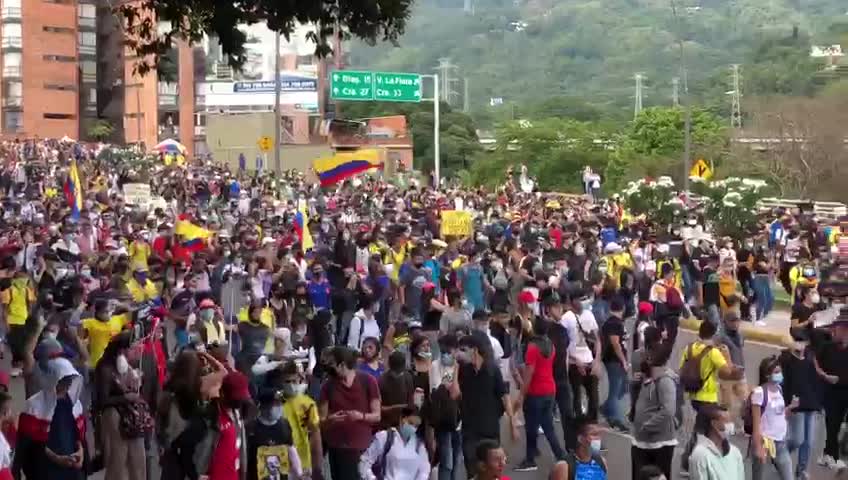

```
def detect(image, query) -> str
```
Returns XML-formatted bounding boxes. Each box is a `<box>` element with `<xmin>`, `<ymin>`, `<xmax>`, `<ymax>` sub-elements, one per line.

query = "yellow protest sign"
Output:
<box><xmin>690</xmin><ymin>159</ymin><xmax>713</xmax><ymax>180</ymax></box>
<box><xmin>441</xmin><ymin>210</ymin><xmax>473</xmax><ymax>237</ymax></box>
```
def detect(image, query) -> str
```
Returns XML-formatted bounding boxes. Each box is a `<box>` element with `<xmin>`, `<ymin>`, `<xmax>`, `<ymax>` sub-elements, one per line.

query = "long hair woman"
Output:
<box><xmin>93</xmin><ymin>332</ymin><xmax>147</xmax><ymax>480</ymax></box>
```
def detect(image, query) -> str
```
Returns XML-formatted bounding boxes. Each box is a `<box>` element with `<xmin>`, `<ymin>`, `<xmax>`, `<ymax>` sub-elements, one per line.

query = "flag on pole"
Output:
<box><xmin>63</xmin><ymin>160</ymin><xmax>83</xmax><ymax>219</ymax></box>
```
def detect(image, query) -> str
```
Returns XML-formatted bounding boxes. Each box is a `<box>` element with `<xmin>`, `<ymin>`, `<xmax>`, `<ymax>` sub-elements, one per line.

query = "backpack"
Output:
<box><xmin>665</xmin><ymin>284</ymin><xmax>684</xmax><ymax>310</ymax></box>
<box><xmin>562</xmin><ymin>451</ymin><xmax>607</xmax><ymax>480</ymax></box>
<box><xmin>680</xmin><ymin>343</ymin><xmax>714</xmax><ymax>393</ymax></box>
<box><xmin>742</xmin><ymin>387</ymin><xmax>770</xmax><ymax>435</ymax></box>
<box><xmin>372</xmin><ymin>429</ymin><xmax>396</xmax><ymax>480</ymax></box>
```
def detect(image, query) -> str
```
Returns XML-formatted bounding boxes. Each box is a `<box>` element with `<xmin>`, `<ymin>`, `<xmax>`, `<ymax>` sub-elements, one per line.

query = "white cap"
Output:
<box><xmin>604</xmin><ymin>242</ymin><xmax>622</xmax><ymax>253</ymax></box>
<box><xmin>656</xmin><ymin>243</ymin><xmax>670</xmax><ymax>254</ymax></box>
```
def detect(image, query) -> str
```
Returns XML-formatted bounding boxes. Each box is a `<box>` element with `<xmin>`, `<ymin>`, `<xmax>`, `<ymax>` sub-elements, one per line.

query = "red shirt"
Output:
<box><xmin>549</xmin><ymin>227</ymin><xmax>563</xmax><ymax>249</ymax></box>
<box><xmin>525</xmin><ymin>342</ymin><xmax>556</xmax><ymax>397</ymax></box>
<box><xmin>207</xmin><ymin>407</ymin><xmax>240</xmax><ymax>480</ymax></box>
<box><xmin>319</xmin><ymin>372</ymin><xmax>380</xmax><ymax>451</ymax></box>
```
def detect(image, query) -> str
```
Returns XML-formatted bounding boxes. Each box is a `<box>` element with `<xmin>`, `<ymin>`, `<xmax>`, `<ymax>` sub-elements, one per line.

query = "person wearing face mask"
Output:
<box><xmin>81</xmin><ymin>299</ymin><xmax>130</xmax><ymax>369</ymax></box>
<box><xmin>358</xmin><ymin>406</ymin><xmax>430</xmax><ymax>480</ymax></box>
<box><xmin>236</xmin><ymin>302</ymin><xmax>273</xmax><ymax>375</ymax></box>
<box><xmin>749</xmin><ymin>357</ymin><xmax>797</xmax><ymax>480</ymax></box>
<box><xmin>790</xmin><ymin>286</ymin><xmax>824</xmax><ymax>341</ymax></box>
<box><xmin>319</xmin><ymin>346</ymin><xmax>381</xmax><ymax>480</ymax></box>
<box><xmin>196</xmin><ymin>299</ymin><xmax>228</xmax><ymax>347</ymax></box>
<box><xmin>246</xmin><ymin>389</ymin><xmax>303</xmax><ymax>480</ymax></box>
<box><xmin>274</xmin><ymin>362</ymin><xmax>323</xmax><ymax>479</ymax></box>
<box><xmin>549</xmin><ymin>416</ymin><xmax>607</xmax><ymax>480</ymax></box>
<box><xmin>561</xmin><ymin>292</ymin><xmax>601</xmax><ymax>422</ymax></box>
<box><xmin>688</xmin><ymin>405</ymin><xmax>745</xmax><ymax>480</ymax></box>
<box><xmin>778</xmin><ymin>328</ymin><xmax>822</xmax><ymax>480</ymax></box>
<box><xmin>347</xmin><ymin>297</ymin><xmax>381</xmax><ymax>352</ymax></box>
<box><xmin>631</xmin><ymin>343</ymin><xmax>678</xmax><ymax>480</ymax></box>
<box><xmin>126</xmin><ymin>264</ymin><xmax>159</xmax><ymax>303</ymax></box>
<box><xmin>815</xmin><ymin>316</ymin><xmax>848</xmax><ymax>470</ymax></box>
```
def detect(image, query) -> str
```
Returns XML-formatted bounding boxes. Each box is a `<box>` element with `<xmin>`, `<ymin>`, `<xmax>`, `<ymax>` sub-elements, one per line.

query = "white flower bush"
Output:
<box><xmin>622</xmin><ymin>176</ymin><xmax>683</xmax><ymax>226</ymax></box>
<box><xmin>692</xmin><ymin>177</ymin><xmax>768</xmax><ymax>239</ymax></box>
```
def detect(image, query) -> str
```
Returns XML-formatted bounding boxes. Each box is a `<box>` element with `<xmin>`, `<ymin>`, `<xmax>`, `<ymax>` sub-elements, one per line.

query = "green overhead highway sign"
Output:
<box><xmin>330</xmin><ymin>71</ymin><xmax>373</xmax><ymax>101</ymax></box>
<box><xmin>330</xmin><ymin>70</ymin><xmax>422</xmax><ymax>103</ymax></box>
<box><xmin>374</xmin><ymin>72</ymin><xmax>422</xmax><ymax>102</ymax></box>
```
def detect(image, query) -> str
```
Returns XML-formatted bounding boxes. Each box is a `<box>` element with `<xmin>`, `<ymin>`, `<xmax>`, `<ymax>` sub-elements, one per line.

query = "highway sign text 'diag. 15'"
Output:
<box><xmin>330</xmin><ymin>71</ymin><xmax>374</xmax><ymax>101</ymax></box>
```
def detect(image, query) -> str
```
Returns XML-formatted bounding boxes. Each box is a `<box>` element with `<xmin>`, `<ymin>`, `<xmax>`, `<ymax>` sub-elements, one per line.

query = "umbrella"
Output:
<box><xmin>153</xmin><ymin>139</ymin><xmax>187</xmax><ymax>154</ymax></box>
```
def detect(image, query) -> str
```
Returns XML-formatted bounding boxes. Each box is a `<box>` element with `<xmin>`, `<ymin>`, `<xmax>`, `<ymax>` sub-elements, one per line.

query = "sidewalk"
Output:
<box><xmin>680</xmin><ymin>308</ymin><xmax>795</xmax><ymax>346</ymax></box>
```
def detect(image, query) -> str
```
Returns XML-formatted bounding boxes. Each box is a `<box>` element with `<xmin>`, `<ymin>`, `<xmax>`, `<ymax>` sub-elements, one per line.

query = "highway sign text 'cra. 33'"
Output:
<box><xmin>331</xmin><ymin>71</ymin><xmax>421</xmax><ymax>103</ymax></box>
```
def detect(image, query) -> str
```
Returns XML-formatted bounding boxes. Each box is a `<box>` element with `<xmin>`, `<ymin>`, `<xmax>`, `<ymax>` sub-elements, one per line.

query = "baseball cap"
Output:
<box><xmin>221</xmin><ymin>371</ymin><xmax>252</xmax><ymax>403</ymax></box>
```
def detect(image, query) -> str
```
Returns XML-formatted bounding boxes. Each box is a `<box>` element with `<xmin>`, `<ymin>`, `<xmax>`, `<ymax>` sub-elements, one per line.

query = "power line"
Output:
<box><xmin>435</xmin><ymin>58</ymin><xmax>461</xmax><ymax>106</ymax></box>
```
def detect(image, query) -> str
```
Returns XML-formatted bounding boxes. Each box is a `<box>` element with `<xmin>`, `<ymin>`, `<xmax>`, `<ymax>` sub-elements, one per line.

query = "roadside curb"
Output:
<box><xmin>679</xmin><ymin>318</ymin><xmax>790</xmax><ymax>347</ymax></box>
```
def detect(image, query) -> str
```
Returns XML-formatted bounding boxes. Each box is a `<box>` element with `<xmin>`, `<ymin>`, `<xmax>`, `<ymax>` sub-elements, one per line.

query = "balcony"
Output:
<box><xmin>0</xmin><ymin>36</ymin><xmax>22</xmax><ymax>49</ymax></box>
<box><xmin>194</xmin><ymin>125</ymin><xmax>206</xmax><ymax>136</ymax></box>
<box><xmin>2</xmin><ymin>96</ymin><xmax>23</xmax><ymax>109</ymax></box>
<box><xmin>2</xmin><ymin>65</ymin><xmax>21</xmax><ymax>78</ymax></box>
<box><xmin>1</xmin><ymin>7</ymin><xmax>21</xmax><ymax>21</ymax></box>
<box><xmin>79</xmin><ymin>44</ymin><xmax>96</xmax><ymax>56</ymax></box>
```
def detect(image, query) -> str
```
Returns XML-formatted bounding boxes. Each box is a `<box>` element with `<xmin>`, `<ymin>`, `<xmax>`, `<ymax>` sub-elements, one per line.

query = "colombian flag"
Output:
<box><xmin>312</xmin><ymin>149</ymin><xmax>383</xmax><ymax>187</ymax></box>
<box><xmin>175</xmin><ymin>220</ymin><xmax>211</xmax><ymax>251</ymax></box>
<box><xmin>63</xmin><ymin>160</ymin><xmax>83</xmax><ymax>219</ymax></box>
<box><xmin>293</xmin><ymin>204</ymin><xmax>314</xmax><ymax>251</ymax></box>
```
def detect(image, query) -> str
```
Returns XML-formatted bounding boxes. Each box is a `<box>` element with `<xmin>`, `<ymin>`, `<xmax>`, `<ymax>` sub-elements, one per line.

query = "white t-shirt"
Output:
<box><xmin>750</xmin><ymin>385</ymin><xmax>787</xmax><ymax>441</ymax></box>
<box><xmin>560</xmin><ymin>310</ymin><xmax>598</xmax><ymax>365</ymax></box>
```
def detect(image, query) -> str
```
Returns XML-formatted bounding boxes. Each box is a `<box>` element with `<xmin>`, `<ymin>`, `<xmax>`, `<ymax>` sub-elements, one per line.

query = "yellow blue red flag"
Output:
<box><xmin>63</xmin><ymin>160</ymin><xmax>83</xmax><ymax>219</ymax></box>
<box><xmin>312</xmin><ymin>149</ymin><xmax>383</xmax><ymax>186</ymax></box>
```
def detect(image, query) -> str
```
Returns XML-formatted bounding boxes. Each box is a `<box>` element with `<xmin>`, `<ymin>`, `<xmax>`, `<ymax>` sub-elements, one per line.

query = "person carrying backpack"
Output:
<box><xmin>748</xmin><ymin>356</ymin><xmax>798</xmax><ymax>480</ymax></box>
<box><xmin>678</xmin><ymin>321</ymin><xmax>744</xmax><ymax>475</ymax></box>
<box><xmin>357</xmin><ymin>406</ymin><xmax>430</xmax><ymax>480</ymax></box>
<box><xmin>631</xmin><ymin>343</ymin><xmax>681</xmax><ymax>480</ymax></box>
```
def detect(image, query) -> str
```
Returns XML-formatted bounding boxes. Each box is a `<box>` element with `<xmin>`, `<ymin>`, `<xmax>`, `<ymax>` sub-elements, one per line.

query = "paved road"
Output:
<box><xmin>500</xmin><ymin>328</ymin><xmax>833</xmax><ymax>480</ymax></box>
<box><xmin>4</xmin><ymin>324</ymin><xmax>832</xmax><ymax>480</ymax></box>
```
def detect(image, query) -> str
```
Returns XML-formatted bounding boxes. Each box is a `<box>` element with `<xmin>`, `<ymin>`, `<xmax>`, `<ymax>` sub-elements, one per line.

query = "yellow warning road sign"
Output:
<box><xmin>690</xmin><ymin>159</ymin><xmax>713</xmax><ymax>180</ymax></box>
<box><xmin>258</xmin><ymin>136</ymin><xmax>273</xmax><ymax>152</ymax></box>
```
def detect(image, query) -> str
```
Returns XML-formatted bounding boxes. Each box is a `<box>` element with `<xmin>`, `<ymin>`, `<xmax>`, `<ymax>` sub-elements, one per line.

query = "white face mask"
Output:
<box><xmin>44</xmin><ymin>331</ymin><xmax>58</xmax><ymax>341</ymax></box>
<box><xmin>116</xmin><ymin>354</ymin><xmax>130</xmax><ymax>375</ymax></box>
<box><xmin>810</xmin><ymin>293</ymin><xmax>821</xmax><ymax>304</ymax></box>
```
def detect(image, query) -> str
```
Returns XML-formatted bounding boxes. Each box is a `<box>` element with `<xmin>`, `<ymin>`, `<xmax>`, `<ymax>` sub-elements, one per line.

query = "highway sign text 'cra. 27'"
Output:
<box><xmin>331</xmin><ymin>71</ymin><xmax>422</xmax><ymax>103</ymax></box>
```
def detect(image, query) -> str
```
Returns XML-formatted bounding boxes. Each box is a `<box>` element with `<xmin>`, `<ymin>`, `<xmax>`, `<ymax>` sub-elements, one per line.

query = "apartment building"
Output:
<box><xmin>0</xmin><ymin>0</ymin><xmax>98</xmax><ymax>139</ymax></box>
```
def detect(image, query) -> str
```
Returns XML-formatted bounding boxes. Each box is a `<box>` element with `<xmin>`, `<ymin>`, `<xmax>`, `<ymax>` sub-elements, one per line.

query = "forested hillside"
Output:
<box><xmin>347</xmin><ymin>0</ymin><xmax>848</xmax><ymax>123</ymax></box>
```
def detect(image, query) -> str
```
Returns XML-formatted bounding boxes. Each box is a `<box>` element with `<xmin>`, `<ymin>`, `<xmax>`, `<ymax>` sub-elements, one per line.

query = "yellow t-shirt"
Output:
<box><xmin>283</xmin><ymin>394</ymin><xmax>320</xmax><ymax>468</ymax></box>
<box><xmin>238</xmin><ymin>307</ymin><xmax>276</xmax><ymax>353</ymax></box>
<box><xmin>129</xmin><ymin>241</ymin><xmax>151</xmax><ymax>268</ymax></box>
<box><xmin>0</xmin><ymin>277</ymin><xmax>35</xmax><ymax>326</ymax></box>
<box><xmin>679</xmin><ymin>341</ymin><xmax>727</xmax><ymax>403</ymax></box>
<box><xmin>83</xmin><ymin>313</ymin><xmax>130</xmax><ymax>367</ymax></box>
<box><xmin>127</xmin><ymin>278</ymin><xmax>159</xmax><ymax>303</ymax></box>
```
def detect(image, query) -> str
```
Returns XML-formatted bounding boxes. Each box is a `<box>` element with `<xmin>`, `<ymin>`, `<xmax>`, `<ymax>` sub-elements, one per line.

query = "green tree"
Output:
<box><xmin>120</xmin><ymin>0</ymin><xmax>414</xmax><ymax>74</ymax></box>
<box><xmin>625</xmin><ymin>107</ymin><xmax>726</xmax><ymax>158</ymax></box>
<box><xmin>468</xmin><ymin>118</ymin><xmax>611</xmax><ymax>191</ymax></box>
<box><xmin>87</xmin><ymin>119</ymin><xmax>115</xmax><ymax>142</ymax></box>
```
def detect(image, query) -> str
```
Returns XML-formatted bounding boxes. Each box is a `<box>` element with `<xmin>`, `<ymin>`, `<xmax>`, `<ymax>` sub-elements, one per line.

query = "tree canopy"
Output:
<box><xmin>120</xmin><ymin>0</ymin><xmax>414</xmax><ymax>74</ymax></box>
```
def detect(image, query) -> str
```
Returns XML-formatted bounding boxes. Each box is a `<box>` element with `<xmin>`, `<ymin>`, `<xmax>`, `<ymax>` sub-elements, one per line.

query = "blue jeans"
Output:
<box><xmin>436</xmin><ymin>429</ymin><xmax>462</xmax><ymax>480</ymax></box>
<box><xmin>601</xmin><ymin>362</ymin><xmax>627</xmax><ymax>425</ymax></box>
<box><xmin>752</xmin><ymin>275</ymin><xmax>774</xmax><ymax>321</ymax></box>
<box><xmin>751</xmin><ymin>439</ymin><xmax>794</xmax><ymax>480</ymax></box>
<box><xmin>592</xmin><ymin>299</ymin><xmax>610</xmax><ymax>327</ymax></box>
<box><xmin>682</xmin><ymin>265</ymin><xmax>695</xmax><ymax>302</ymax></box>
<box><xmin>787</xmin><ymin>411</ymin><xmax>818</xmax><ymax>477</ymax></box>
<box><xmin>523</xmin><ymin>395</ymin><xmax>566</xmax><ymax>462</ymax></box>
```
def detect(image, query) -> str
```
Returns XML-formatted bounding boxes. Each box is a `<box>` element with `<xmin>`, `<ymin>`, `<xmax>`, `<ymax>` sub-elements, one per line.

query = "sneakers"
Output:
<box><xmin>818</xmin><ymin>455</ymin><xmax>843</xmax><ymax>470</ymax></box>
<box><xmin>836</xmin><ymin>459</ymin><xmax>848</xmax><ymax>470</ymax></box>
<box><xmin>537</xmin><ymin>426</ymin><xmax>544</xmax><ymax>435</ymax></box>
<box><xmin>514</xmin><ymin>460</ymin><xmax>539</xmax><ymax>472</ymax></box>
<box><xmin>8</xmin><ymin>367</ymin><xmax>21</xmax><ymax>378</ymax></box>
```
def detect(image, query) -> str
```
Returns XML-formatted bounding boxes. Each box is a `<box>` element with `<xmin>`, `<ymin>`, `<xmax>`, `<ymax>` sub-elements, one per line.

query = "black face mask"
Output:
<box><xmin>414</xmin><ymin>262</ymin><xmax>424</xmax><ymax>268</ymax></box>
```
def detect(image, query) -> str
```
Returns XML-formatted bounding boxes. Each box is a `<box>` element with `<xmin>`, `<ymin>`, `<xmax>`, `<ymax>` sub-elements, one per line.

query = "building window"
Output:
<box><xmin>43</xmin><ymin>113</ymin><xmax>75</xmax><ymax>119</ymax></box>
<box><xmin>2</xmin><ymin>52</ymin><xmax>21</xmax><ymax>77</ymax></box>
<box><xmin>44</xmin><ymin>83</ymin><xmax>76</xmax><ymax>91</ymax></box>
<box><xmin>3</xmin><ymin>111</ymin><xmax>22</xmax><ymax>132</ymax></box>
<box><xmin>44</xmin><ymin>26</ymin><xmax>74</xmax><ymax>34</ymax></box>
<box><xmin>81</xmin><ymin>60</ymin><xmax>96</xmax><ymax>81</ymax></box>
<box><xmin>78</xmin><ymin>31</ymin><xmax>96</xmax><ymax>46</ymax></box>
<box><xmin>43</xmin><ymin>55</ymin><xmax>76</xmax><ymax>62</ymax></box>
<box><xmin>1</xmin><ymin>23</ymin><xmax>22</xmax><ymax>49</ymax></box>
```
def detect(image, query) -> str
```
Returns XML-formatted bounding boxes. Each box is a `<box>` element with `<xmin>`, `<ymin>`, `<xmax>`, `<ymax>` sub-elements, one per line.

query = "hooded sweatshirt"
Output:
<box><xmin>14</xmin><ymin>357</ymin><xmax>85</xmax><ymax>480</ymax></box>
<box><xmin>689</xmin><ymin>434</ymin><xmax>745</xmax><ymax>480</ymax></box>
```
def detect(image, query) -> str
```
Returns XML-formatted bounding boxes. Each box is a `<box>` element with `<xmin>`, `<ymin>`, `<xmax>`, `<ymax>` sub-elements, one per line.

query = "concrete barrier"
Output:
<box><xmin>679</xmin><ymin>317</ymin><xmax>790</xmax><ymax>347</ymax></box>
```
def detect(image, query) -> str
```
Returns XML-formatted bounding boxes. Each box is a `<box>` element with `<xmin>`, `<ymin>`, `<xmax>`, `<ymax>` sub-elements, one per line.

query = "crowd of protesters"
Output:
<box><xmin>0</xmin><ymin>137</ymin><xmax>844</xmax><ymax>480</ymax></box>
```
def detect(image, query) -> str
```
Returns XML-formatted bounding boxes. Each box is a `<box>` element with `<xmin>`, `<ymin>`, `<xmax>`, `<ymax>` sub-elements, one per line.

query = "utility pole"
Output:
<box><xmin>672</xmin><ymin>77</ymin><xmax>680</xmax><ymax>107</ymax></box>
<box><xmin>463</xmin><ymin>77</ymin><xmax>469</xmax><ymax>113</ymax></box>
<box><xmin>730</xmin><ymin>64</ymin><xmax>742</xmax><ymax>129</ymax></box>
<box><xmin>634</xmin><ymin>73</ymin><xmax>644</xmax><ymax>119</ymax></box>
<box><xmin>435</xmin><ymin>58</ymin><xmax>460</xmax><ymax>106</ymax></box>
<box><xmin>671</xmin><ymin>0</ymin><xmax>692</xmax><ymax>192</ymax></box>
<box><xmin>273</xmin><ymin>31</ymin><xmax>282</xmax><ymax>172</ymax></box>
